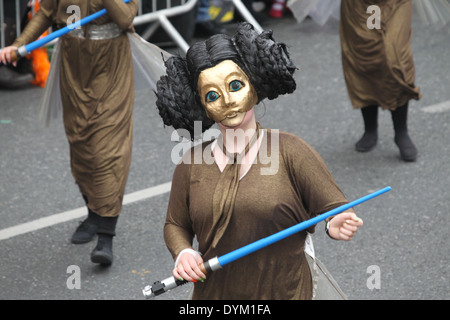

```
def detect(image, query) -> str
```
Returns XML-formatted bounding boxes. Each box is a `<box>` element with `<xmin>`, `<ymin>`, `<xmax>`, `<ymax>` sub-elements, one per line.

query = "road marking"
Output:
<box><xmin>0</xmin><ymin>182</ymin><xmax>171</xmax><ymax>241</ymax></box>
<box><xmin>421</xmin><ymin>100</ymin><xmax>450</xmax><ymax>113</ymax></box>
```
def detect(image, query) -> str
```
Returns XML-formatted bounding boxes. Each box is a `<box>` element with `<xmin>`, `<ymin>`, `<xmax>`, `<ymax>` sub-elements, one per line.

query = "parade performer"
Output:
<box><xmin>0</xmin><ymin>0</ymin><xmax>153</xmax><ymax>266</ymax></box>
<box><xmin>340</xmin><ymin>0</ymin><xmax>421</xmax><ymax>161</ymax></box>
<box><xmin>288</xmin><ymin>0</ymin><xmax>427</xmax><ymax>162</ymax></box>
<box><xmin>155</xmin><ymin>22</ymin><xmax>364</xmax><ymax>299</ymax></box>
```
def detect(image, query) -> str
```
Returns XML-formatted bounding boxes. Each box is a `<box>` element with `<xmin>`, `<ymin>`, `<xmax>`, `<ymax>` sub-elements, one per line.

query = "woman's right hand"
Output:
<box><xmin>173</xmin><ymin>251</ymin><xmax>206</xmax><ymax>283</ymax></box>
<box><xmin>0</xmin><ymin>46</ymin><xmax>18</xmax><ymax>66</ymax></box>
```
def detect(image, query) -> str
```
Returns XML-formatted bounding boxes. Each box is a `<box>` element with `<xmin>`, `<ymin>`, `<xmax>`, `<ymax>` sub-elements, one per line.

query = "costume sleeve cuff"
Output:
<box><xmin>174</xmin><ymin>248</ymin><xmax>202</xmax><ymax>268</ymax></box>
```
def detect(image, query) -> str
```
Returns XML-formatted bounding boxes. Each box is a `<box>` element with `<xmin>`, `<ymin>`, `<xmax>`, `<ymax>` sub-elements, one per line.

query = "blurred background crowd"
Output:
<box><xmin>0</xmin><ymin>0</ymin><xmax>339</xmax><ymax>89</ymax></box>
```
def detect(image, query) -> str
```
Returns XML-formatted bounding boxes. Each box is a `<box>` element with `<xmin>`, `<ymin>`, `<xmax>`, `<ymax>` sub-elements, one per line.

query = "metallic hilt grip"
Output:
<box><xmin>142</xmin><ymin>257</ymin><xmax>222</xmax><ymax>299</ymax></box>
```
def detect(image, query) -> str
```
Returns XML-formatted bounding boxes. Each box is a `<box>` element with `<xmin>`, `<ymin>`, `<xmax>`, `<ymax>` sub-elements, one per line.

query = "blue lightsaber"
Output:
<box><xmin>142</xmin><ymin>186</ymin><xmax>391</xmax><ymax>299</ymax></box>
<box><xmin>11</xmin><ymin>0</ymin><xmax>132</xmax><ymax>60</ymax></box>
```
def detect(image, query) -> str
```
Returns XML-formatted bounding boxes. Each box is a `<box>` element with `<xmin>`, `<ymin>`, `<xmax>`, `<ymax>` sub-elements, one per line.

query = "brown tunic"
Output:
<box><xmin>13</xmin><ymin>0</ymin><xmax>138</xmax><ymax>217</ymax></box>
<box><xmin>340</xmin><ymin>0</ymin><xmax>421</xmax><ymax>110</ymax></box>
<box><xmin>164</xmin><ymin>129</ymin><xmax>349</xmax><ymax>300</ymax></box>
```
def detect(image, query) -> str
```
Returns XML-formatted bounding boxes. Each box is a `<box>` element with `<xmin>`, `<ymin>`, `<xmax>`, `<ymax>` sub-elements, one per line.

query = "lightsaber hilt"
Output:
<box><xmin>9</xmin><ymin>47</ymin><xmax>26</xmax><ymax>62</ymax></box>
<box><xmin>142</xmin><ymin>257</ymin><xmax>222</xmax><ymax>299</ymax></box>
<box><xmin>142</xmin><ymin>186</ymin><xmax>391</xmax><ymax>299</ymax></box>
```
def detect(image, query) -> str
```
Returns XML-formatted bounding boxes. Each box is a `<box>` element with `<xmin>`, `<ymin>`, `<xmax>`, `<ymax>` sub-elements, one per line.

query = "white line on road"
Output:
<box><xmin>0</xmin><ymin>182</ymin><xmax>171</xmax><ymax>241</ymax></box>
<box><xmin>421</xmin><ymin>100</ymin><xmax>450</xmax><ymax>113</ymax></box>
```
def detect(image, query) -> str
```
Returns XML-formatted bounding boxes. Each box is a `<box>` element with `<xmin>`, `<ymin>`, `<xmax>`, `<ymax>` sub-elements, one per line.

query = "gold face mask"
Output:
<box><xmin>197</xmin><ymin>60</ymin><xmax>258</xmax><ymax>127</ymax></box>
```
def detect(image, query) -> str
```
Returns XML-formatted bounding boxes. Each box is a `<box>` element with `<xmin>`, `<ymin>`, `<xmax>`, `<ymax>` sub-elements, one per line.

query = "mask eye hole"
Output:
<box><xmin>206</xmin><ymin>91</ymin><xmax>219</xmax><ymax>102</ymax></box>
<box><xmin>229</xmin><ymin>80</ymin><xmax>244</xmax><ymax>92</ymax></box>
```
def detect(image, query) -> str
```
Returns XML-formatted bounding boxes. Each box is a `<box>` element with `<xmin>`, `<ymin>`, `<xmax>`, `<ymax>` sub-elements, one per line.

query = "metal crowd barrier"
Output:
<box><xmin>0</xmin><ymin>0</ymin><xmax>263</xmax><ymax>52</ymax></box>
<box><xmin>133</xmin><ymin>0</ymin><xmax>263</xmax><ymax>52</ymax></box>
<box><xmin>1</xmin><ymin>0</ymin><xmax>42</xmax><ymax>48</ymax></box>
<box><xmin>0</xmin><ymin>0</ymin><xmax>22</xmax><ymax>48</ymax></box>
<box><xmin>134</xmin><ymin>0</ymin><xmax>199</xmax><ymax>52</ymax></box>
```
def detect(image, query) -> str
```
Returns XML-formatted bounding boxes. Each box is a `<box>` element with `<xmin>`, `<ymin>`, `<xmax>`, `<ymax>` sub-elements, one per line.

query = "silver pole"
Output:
<box><xmin>15</xmin><ymin>0</ymin><xmax>20</xmax><ymax>37</ymax></box>
<box><xmin>230</xmin><ymin>0</ymin><xmax>263</xmax><ymax>33</ymax></box>
<box><xmin>1</xmin><ymin>0</ymin><xmax>5</xmax><ymax>48</ymax></box>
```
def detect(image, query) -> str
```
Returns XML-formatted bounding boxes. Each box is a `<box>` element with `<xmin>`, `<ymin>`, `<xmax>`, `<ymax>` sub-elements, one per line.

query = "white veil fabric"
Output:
<box><xmin>287</xmin><ymin>0</ymin><xmax>450</xmax><ymax>28</ymax></box>
<box><xmin>38</xmin><ymin>39</ymin><xmax>62</xmax><ymax>127</ymax></box>
<box><xmin>413</xmin><ymin>0</ymin><xmax>450</xmax><ymax>28</ymax></box>
<box><xmin>128</xmin><ymin>32</ymin><xmax>172</xmax><ymax>92</ymax></box>
<box><xmin>37</xmin><ymin>33</ymin><xmax>171</xmax><ymax>126</ymax></box>
<box><xmin>287</xmin><ymin>0</ymin><xmax>341</xmax><ymax>26</ymax></box>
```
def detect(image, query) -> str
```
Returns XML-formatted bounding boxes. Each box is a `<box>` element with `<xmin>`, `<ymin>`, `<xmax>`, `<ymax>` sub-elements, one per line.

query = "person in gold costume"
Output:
<box><xmin>340</xmin><ymin>0</ymin><xmax>421</xmax><ymax>161</ymax></box>
<box><xmin>155</xmin><ymin>23</ymin><xmax>364</xmax><ymax>299</ymax></box>
<box><xmin>0</xmin><ymin>0</ymin><xmax>139</xmax><ymax>265</ymax></box>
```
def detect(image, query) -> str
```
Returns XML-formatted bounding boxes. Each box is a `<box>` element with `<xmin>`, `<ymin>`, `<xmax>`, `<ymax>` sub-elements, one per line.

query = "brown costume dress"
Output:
<box><xmin>164</xmin><ymin>129</ymin><xmax>349</xmax><ymax>299</ymax></box>
<box><xmin>13</xmin><ymin>0</ymin><xmax>138</xmax><ymax>217</ymax></box>
<box><xmin>340</xmin><ymin>0</ymin><xmax>421</xmax><ymax>110</ymax></box>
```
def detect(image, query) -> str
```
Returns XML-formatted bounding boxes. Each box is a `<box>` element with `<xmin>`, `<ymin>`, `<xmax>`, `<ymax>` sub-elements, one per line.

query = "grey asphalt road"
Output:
<box><xmin>0</xmin><ymin>12</ymin><xmax>449</xmax><ymax>302</ymax></box>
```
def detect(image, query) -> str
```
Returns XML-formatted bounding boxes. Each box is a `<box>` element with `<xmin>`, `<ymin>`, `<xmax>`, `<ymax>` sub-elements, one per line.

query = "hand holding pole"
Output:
<box><xmin>143</xmin><ymin>186</ymin><xmax>391</xmax><ymax>299</ymax></box>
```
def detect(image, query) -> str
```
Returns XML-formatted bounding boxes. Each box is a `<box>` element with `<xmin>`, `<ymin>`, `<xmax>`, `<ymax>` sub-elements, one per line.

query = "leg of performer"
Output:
<box><xmin>71</xmin><ymin>195</ymin><xmax>100</xmax><ymax>244</ymax></box>
<box><xmin>355</xmin><ymin>105</ymin><xmax>378</xmax><ymax>152</ymax></box>
<box><xmin>90</xmin><ymin>216</ymin><xmax>119</xmax><ymax>266</ymax></box>
<box><xmin>391</xmin><ymin>103</ymin><xmax>417</xmax><ymax>161</ymax></box>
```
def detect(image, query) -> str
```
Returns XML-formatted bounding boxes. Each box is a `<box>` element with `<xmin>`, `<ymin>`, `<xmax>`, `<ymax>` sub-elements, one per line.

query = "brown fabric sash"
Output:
<box><xmin>210</xmin><ymin>123</ymin><xmax>262</xmax><ymax>249</ymax></box>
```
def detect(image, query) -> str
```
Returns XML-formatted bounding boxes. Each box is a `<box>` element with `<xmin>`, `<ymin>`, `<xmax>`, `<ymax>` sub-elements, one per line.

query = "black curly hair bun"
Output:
<box><xmin>155</xmin><ymin>55</ymin><xmax>214</xmax><ymax>139</ymax></box>
<box><xmin>233</xmin><ymin>22</ymin><xmax>297</xmax><ymax>101</ymax></box>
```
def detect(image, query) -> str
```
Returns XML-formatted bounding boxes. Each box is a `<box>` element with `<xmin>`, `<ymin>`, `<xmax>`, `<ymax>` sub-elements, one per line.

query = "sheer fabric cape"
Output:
<box><xmin>287</xmin><ymin>0</ymin><xmax>340</xmax><ymax>26</ymax></box>
<box><xmin>38</xmin><ymin>33</ymin><xmax>171</xmax><ymax>126</ymax></box>
<box><xmin>288</xmin><ymin>0</ymin><xmax>450</xmax><ymax>27</ymax></box>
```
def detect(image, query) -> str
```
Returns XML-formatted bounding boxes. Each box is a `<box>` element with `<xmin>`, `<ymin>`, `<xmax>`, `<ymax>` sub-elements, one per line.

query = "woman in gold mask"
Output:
<box><xmin>155</xmin><ymin>22</ymin><xmax>363</xmax><ymax>300</ymax></box>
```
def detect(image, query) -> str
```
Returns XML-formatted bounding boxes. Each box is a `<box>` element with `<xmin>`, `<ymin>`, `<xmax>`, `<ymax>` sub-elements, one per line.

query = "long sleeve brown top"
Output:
<box><xmin>164</xmin><ymin>129</ymin><xmax>349</xmax><ymax>299</ymax></box>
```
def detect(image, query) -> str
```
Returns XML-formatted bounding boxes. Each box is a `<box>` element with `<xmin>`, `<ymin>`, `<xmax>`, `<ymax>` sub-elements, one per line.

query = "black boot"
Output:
<box><xmin>391</xmin><ymin>103</ymin><xmax>417</xmax><ymax>161</ymax></box>
<box><xmin>91</xmin><ymin>233</ymin><xmax>114</xmax><ymax>266</ymax></box>
<box><xmin>71</xmin><ymin>198</ymin><xmax>101</xmax><ymax>244</ymax></box>
<box><xmin>90</xmin><ymin>216</ymin><xmax>118</xmax><ymax>266</ymax></box>
<box><xmin>355</xmin><ymin>105</ymin><xmax>378</xmax><ymax>152</ymax></box>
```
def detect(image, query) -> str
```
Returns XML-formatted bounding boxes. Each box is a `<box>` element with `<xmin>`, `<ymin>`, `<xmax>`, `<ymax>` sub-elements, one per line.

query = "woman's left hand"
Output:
<box><xmin>327</xmin><ymin>211</ymin><xmax>363</xmax><ymax>241</ymax></box>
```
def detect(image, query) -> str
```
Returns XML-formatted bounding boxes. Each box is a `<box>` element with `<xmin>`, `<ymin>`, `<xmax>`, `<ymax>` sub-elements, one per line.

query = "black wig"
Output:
<box><xmin>155</xmin><ymin>22</ymin><xmax>297</xmax><ymax>139</ymax></box>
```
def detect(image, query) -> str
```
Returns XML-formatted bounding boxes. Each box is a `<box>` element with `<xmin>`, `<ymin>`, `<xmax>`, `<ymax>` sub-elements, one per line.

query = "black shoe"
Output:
<box><xmin>91</xmin><ymin>234</ymin><xmax>114</xmax><ymax>266</ymax></box>
<box><xmin>395</xmin><ymin>132</ymin><xmax>417</xmax><ymax>162</ymax></box>
<box><xmin>71</xmin><ymin>210</ymin><xmax>101</xmax><ymax>244</ymax></box>
<box><xmin>0</xmin><ymin>65</ymin><xmax>33</xmax><ymax>89</ymax></box>
<box><xmin>71</xmin><ymin>218</ymin><xmax>99</xmax><ymax>244</ymax></box>
<box><xmin>355</xmin><ymin>131</ymin><xmax>378</xmax><ymax>152</ymax></box>
<box><xmin>195</xmin><ymin>20</ymin><xmax>227</xmax><ymax>37</ymax></box>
